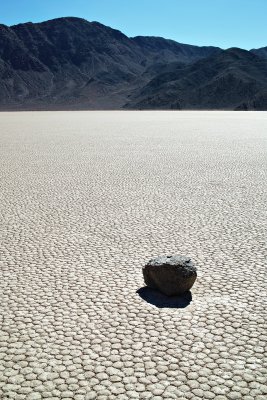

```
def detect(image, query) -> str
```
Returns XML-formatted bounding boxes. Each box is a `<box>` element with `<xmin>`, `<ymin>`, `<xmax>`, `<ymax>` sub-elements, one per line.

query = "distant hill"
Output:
<box><xmin>251</xmin><ymin>46</ymin><xmax>267</xmax><ymax>59</ymax></box>
<box><xmin>125</xmin><ymin>48</ymin><xmax>267</xmax><ymax>110</ymax></box>
<box><xmin>0</xmin><ymin>17</ymin><xmax>266</xmax><ymax>110</ymax></box>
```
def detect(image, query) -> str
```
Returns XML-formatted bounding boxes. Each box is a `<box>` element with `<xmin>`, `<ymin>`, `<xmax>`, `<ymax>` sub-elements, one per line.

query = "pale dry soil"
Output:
<box><xmin>0</xmin><ymin>111</ymin><xmax>266</xmax><ymax>400</ymax></box>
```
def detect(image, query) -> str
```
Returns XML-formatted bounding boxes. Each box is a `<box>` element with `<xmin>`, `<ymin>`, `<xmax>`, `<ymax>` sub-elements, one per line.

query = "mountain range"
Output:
<box><xmin>0</xmin><ymin>17</ymin><xmax>267</xmax><ymax>110</ymax></box>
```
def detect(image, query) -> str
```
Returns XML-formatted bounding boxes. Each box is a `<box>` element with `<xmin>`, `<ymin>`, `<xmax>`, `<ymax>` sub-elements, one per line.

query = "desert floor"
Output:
<box><xmin>0</xmin><ymin>111</ymin><xmax>266</xmax><ymax>400</ymax></box>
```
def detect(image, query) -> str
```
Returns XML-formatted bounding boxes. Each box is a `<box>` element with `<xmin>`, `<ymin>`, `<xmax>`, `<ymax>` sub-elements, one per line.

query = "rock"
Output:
<box><xmin>143</xmin><ymin>255</ymin><xmax>197</xmax><ymax>296</ymax></box>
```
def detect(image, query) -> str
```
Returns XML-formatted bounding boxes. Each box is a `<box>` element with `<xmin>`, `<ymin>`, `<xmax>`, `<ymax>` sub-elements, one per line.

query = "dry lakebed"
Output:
<box><xmin>0</xmin><ymin>111</ymin><xmax>266</xmax><ymax>399</ymax></box>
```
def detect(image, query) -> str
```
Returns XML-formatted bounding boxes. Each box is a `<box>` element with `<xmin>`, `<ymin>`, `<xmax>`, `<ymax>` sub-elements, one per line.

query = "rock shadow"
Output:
<box><xmin>136</xmin><ymin>287</ymin><xmax>192</xmax><ymax>308</ymax></box>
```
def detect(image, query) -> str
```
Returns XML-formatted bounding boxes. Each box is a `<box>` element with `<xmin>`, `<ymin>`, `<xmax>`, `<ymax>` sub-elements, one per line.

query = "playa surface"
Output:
<box><xmin>0</xmin><ymin>111</ymin><xmax>266</xmax><ymax>400</ymax></box>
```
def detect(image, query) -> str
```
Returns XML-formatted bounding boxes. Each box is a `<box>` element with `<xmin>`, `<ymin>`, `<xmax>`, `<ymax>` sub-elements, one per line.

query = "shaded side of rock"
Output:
<box><xmin>143</xmin><ymin>255</ymin><xmax>197</xmax><ymax>296</ymax></box>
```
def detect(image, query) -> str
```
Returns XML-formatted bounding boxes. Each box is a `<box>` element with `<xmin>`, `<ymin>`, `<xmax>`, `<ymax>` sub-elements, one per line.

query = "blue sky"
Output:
<box><xmin>1</xmin><ymin>0</ymin><xmax>266</xmax><ymax>50</ymax></box>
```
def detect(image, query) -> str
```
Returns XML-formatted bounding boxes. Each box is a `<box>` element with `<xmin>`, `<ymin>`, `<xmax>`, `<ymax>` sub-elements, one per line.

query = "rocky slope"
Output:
<box><xmin>125</xmin><ymin>48</ymin><xmax>267</xmax><ymax>110</ymax></box>
<box><xmin>0</xmin><ymin>17</ymin><xmax>219</xmax><ymax>110</ymax></box>
<box><xmin>0</xmin><ymin>17</ymin><xmax>266</xmax><ymax>110</ymax></box>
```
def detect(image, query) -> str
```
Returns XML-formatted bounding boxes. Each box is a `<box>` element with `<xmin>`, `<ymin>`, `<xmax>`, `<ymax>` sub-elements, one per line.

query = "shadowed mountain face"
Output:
<box><xmin>251</xmin><ymin>46</ymin><xmax>267</xmax><ymax>60</ymax></box>
<box><xmin>126</xmin><ymin>48</ymin><xmax>267</xmax><ymax>110</ymax></box>
<box><xmin>0</xmin><ymin>17</ymin><xmax>266</xmax><ymax>110</ymax></box>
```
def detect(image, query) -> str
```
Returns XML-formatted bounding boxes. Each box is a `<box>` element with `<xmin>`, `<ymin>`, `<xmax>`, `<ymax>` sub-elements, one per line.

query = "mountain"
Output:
<box><xmin>125</xmin><ymin>48</ymin><xmax>267</xmax><ymax>110</ymax></box>
<box><xmin>0</xmin><ymin>17</ymin><xmax>266</xmax><ymax>110</ymax></box>
<box><xmin>251</xmin><ymin>46</ymin><xmax>267</xmax><ymax>60</ymax></box>
<box><xmin>0</xmin><ymin>17</ymin><xmax>220</xmax><ymax>110</ymax></box>
<box><xmin>132</xmin><ymin>36</ymin><xmax>219</xmax><ymax>64</ymax></box>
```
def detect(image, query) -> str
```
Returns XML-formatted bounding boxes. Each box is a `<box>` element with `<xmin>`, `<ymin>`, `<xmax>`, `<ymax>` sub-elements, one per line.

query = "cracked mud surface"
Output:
<box><xmin>0</xmin><ymin>111</ymin><xmax>266</xmax><ymax>399</ymax></box>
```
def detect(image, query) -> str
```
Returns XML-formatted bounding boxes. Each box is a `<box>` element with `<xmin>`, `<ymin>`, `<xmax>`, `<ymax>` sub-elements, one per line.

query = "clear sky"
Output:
<box><xmin>1</xmin><ymin>0</ymin><xmax>266</xmax><ymax>50</ymax></box>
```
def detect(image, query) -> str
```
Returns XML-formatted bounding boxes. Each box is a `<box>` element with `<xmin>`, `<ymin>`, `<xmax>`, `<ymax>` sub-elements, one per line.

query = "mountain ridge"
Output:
<box><xmin>125</xmin><ymin>47</ymin><xmax>267</xmax><ymax>110</ymax></box>
<box><xmin>0</xmin><ymin>17</ymin><xmax>266</xmax><ymax>110</ymax></box>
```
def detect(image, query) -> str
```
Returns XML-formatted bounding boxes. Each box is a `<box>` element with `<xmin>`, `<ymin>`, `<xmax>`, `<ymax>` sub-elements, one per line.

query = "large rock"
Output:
<box><xmin>143</xmin><ymin>255</ymin><xmax>197</xmax><ymax>296</ymax></box>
